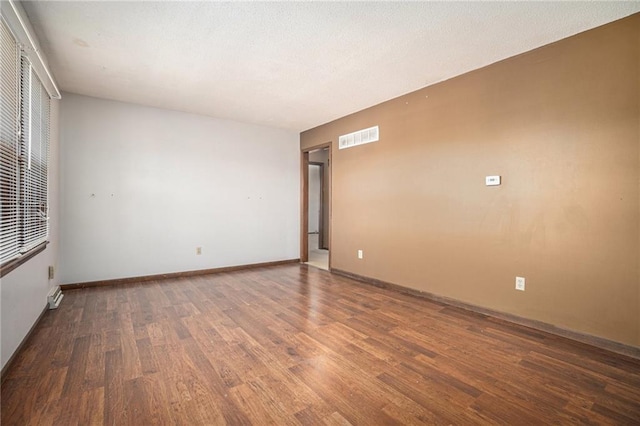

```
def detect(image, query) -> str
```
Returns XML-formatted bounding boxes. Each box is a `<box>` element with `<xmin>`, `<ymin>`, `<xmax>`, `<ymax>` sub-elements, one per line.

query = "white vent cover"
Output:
<box><xmin>339</xmin><ymin>126</ymin><xmax>379</xmax><ymax>150</ymax></box>
<box><xmin>48</xmin><ymin>286</ymin><xmax>63</xmax><ymax>309</ymax></box>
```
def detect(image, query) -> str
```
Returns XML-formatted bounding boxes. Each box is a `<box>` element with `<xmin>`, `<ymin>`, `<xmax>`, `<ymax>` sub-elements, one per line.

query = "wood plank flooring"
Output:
<box><xmin>2</xmin><ymin>264</ymin><xmax>640</xmax><ymax>425</ymax></box>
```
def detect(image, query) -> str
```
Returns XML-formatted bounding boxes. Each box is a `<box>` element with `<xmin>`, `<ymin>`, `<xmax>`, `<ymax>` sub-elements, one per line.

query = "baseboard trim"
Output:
<box><xmin>331</xmin><ymin>268</ymin><xmax>640</xmax><ymax>360</ymax></box>
<box><xmin>61</xmin><ymin>259</ymin><xmax>301</xmax><ymax>290</ymax></box>
<box><xmin>1</xmin><ymin>303</ymin><xmax>48</xmax><ymax>383</ymax></box>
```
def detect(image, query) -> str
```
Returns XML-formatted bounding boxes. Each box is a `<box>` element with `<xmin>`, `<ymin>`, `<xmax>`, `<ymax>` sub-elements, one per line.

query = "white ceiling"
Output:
<box><xmin>22</xmin><ymin>1</ymin><xmax>640</xmax><ymax>132</ymax></box>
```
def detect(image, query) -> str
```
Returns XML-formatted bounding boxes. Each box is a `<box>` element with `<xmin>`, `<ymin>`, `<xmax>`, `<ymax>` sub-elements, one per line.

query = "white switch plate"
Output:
<box><xmin>358</xmin><ymin>250</ymin><xmax>363</xmax><ymax>259</ymax></box>
<box><xmin>515</xmin><ymin>276</ymin><xmax>525</xmax><ymax>291</ymax></box>
<box><xmin>486</xmin><ymin>175</ymin><xmax>501</xmax><ymax>186</ymax></box>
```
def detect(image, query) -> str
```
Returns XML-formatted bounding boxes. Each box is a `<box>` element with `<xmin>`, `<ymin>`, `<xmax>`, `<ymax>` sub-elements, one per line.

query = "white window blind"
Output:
<box><xmin>0</xmin><ymin>18</ymin><xmax>50</xmax><ymax>266</ymax></box>
<box><xmin>20</xmin><ymin>57</ymin><xmax>49</xmax><ymax>253</ymax></box>
<box><xmin>0</xmin><ymin>19</ymin><xmax>20</xmax><ymax>263</ymax></box>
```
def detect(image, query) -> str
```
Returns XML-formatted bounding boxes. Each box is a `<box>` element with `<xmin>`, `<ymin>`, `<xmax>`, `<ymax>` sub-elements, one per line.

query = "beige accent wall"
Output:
<box><xmin>301</xmin><ymin>14</ymin><xmax>640</xmax><ymax>346</ymax></box>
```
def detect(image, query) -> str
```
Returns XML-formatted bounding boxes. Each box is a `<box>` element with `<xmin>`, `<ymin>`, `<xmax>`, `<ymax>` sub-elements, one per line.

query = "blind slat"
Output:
<box><xmin>1</xmin><ymin>19</ymin><xmax>20</xmax><ymax>263</ymax></box>
<box><xmin>1</xmin><ymin>19</ymin><xmax>50</xmax><ymax>265</ymax></box>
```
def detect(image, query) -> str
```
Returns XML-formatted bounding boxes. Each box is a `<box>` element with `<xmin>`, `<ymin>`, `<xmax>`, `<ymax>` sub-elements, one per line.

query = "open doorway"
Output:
<box><xmin>301</xmin><ymin>145</ymin><xmax>331</xmax><ymax>270</ymax></box>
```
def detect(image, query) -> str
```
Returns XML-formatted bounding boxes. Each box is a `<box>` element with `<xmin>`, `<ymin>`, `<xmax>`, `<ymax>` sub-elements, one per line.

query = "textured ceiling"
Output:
<box><xmin>22</xmin><ymin>1</ymin><xmax>640</xmax><ymax>132</ymax></box>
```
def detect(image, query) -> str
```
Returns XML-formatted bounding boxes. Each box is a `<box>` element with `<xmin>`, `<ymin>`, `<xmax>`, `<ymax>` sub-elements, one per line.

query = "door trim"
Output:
<box><xmin>309</xmin><ymin>161</ymin><xmax>325</xmax><ymax>249</ymax></box>
<box><xmin>300</xmin><ymin>143</ymin><xmax>331</xmax><ymax>267</ymax></box>
<box><xmin>300</xmin><ymin>151</ymin><xmax>309</xmax><ymax>262</ymax></box>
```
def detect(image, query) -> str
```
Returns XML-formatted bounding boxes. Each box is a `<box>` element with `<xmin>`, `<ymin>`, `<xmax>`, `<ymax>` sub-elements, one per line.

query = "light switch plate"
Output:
<box><xmin>486</xmin><ymin>175</ymin><xmax>501</xmax><ymax>186</ymax></box>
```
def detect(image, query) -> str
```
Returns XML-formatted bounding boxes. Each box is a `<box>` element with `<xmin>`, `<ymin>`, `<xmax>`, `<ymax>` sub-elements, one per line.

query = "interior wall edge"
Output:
<box><xmin>60</xmin><ymin>258</ymin><xmax>300</xmax><ymax>290</ymax></box>
<box><xmin>301</xmin><ymin>13</ymin><xmax>640</xmax><ymax>347</ymax></box>
<box><xmin>332</xmin><ymin>268</ymin><xmax>640</xmax><ymax>360</ymax></box>
<box><xmin>0</xmin><ymin>303</ymin><xmax>48</xmax><ymax>382</ymax></box>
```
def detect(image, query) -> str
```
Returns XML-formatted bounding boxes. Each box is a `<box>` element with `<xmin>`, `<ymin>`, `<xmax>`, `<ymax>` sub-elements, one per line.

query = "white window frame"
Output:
<box><xmin>0</xmin><ymin>17</ymin><xmax>51</xmax><ymax>276</ymax></box>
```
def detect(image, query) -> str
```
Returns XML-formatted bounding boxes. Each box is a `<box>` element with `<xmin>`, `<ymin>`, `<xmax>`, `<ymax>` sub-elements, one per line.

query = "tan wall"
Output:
<box><xmin>301</xmin><ymin>14</ymin><xmax>640</xmax><ymax>346</ymax></box>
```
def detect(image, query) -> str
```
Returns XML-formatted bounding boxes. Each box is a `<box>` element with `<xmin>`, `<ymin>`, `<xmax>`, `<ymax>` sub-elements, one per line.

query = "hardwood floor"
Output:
<box><xmin>2</xmin><ymin>264</ymin><xmax>640</xmax><ymax>425</ymax></box>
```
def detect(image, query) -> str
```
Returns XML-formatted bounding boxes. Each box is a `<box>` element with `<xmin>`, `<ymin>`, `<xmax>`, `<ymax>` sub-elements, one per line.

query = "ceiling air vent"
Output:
<box><xmin>338</xmin><ymin>126</ymin><xmax>379</xmax><ymax>150</ymax></box>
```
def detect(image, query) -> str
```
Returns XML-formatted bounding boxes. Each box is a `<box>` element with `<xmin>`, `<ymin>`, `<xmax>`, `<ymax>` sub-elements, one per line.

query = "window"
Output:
<box><xmin>0</xmin><ymin>18</ymin><xmax>50</xmax><ymax>275</ymax></box>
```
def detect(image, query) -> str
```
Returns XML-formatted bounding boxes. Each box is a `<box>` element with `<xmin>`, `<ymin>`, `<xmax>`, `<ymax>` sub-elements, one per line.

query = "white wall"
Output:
<box><xmin>1</xmin><ymin>100</ymin><xmax>60</xmax><ymax>370</ymax></box>
<box><xmin>60</xmin><ymin>93</ymin><xmax>300</xmax><ymax>284</ymax></box>
<box><xmin>309</xmin><ymin>148</ymin><xmax>330</xmax><ymax>249</ymax></box>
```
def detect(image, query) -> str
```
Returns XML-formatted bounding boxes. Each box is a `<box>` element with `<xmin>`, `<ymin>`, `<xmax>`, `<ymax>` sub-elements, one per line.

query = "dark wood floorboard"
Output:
<box><xmin>2</xmin><ymin>264</ymin><xmax>640</xmax><ymax>425</ymax></box>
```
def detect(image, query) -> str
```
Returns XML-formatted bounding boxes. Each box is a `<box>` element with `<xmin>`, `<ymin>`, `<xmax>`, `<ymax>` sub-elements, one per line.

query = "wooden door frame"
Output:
<box><xmin>308</xmin><ymin>161</ymin><xmax>325</xmax><ymax>249</ymax></box>
<box><xmin>300</xmin><ymin>143</ymin><xmax>331</xmax><ymax>267</ymax></box>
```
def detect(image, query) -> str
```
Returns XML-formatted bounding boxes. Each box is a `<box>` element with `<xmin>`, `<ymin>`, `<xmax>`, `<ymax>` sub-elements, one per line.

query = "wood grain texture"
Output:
<box><xmin>3</xmin><ymin>264</ymin><xmax>640</xmax><ymax>425</ymax></box>
<box><xmin>0</xmin><ymin>304</ymin><xmax>48</xmax><ymax>381</ymax></box>
<box><xmin>60</xmin><ymin>259</ymin><xmax>299</xmax><ymax>290</ymax></box>
<box><xmin>332</xmin><ymin>268</ymin><xmax>640</xmax><ymax>360</ymax></box>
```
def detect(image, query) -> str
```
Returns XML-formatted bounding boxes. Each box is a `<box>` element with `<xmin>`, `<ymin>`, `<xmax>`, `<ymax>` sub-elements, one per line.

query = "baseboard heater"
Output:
<box><xmin>47</xmin><ymin>286</ymin><xmax>63</xmax><ymax>309</ymax></box>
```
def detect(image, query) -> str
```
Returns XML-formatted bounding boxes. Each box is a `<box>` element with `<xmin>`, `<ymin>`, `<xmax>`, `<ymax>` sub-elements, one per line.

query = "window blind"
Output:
<box><xmin>20</xmin><ymin>57</ymin><xmax>49</xmax><ymax>252</ymax></box>
<box><xmin>0</xmin><ymin>18</ymin><xmax>50</xmax><ymax>266</ymax></box>
<box><xmin>0</xmin><ymin>19</ymin><xmax>20</xmax><ymax>263</ymax></box>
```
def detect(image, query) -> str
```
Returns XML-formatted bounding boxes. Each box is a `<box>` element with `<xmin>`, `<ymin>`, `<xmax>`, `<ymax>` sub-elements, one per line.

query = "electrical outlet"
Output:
<box><xmin>196</xmin><ymin>247</ymin><xmax>202</xmax><ymax>255</ymax></box>
<box><xmin>48</xmin><ymin>265</ymin><xmax>54</xmax><ymax>280</ymax></box>
<box><xmin>515</xmin><ymin>276</ymin><xmax>525</xmax><ymax>291</ymax></box>
<box><xmin>357</xmin><ymin>250</ymin><xmax>363</xmax><ymax>259</ymax></box>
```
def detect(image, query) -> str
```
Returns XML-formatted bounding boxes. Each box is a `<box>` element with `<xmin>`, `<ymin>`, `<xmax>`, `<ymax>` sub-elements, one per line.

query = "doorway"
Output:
<box><xmin>301</xmin><ymin>145</ymin><xmax>331</xmax><ymax>270</ymax></box>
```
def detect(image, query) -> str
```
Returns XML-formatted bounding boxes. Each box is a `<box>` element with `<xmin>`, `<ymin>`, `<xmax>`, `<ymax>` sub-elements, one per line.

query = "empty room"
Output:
<box><xmin>1</xmin><ymin>1</ymin><xmax>640</xmax><ymax>424</ymax></box>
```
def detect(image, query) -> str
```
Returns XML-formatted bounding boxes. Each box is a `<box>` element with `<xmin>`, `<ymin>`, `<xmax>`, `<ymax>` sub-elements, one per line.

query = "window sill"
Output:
<box><xmin>0</xmin><ymin>241</ymin><xmax>49</xmax><ymax>278</ymax></box>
